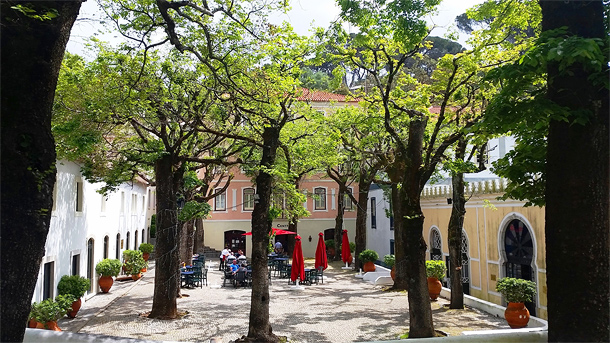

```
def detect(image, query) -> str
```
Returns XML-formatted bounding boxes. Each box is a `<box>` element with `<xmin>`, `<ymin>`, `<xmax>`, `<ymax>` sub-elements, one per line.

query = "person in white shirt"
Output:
<box><xmin>219</xmin><ymin>246</ymin><xmax>230</xmax><ymax>271</ymax></box>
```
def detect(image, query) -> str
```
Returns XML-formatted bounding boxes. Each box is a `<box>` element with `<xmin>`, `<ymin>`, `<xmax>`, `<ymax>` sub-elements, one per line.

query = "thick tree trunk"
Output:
<box><xmin>149</xmin><ymin>155</ymin><xmax>181</xmax><ymax>319</ymax></box>
<box><xmin>448</xmin><ymin>139</ymin><xmax>466</xmax><ymax>309</ymax></box>
<box><xmin>247</xmin><ymin>126</ymin><xmax>280</xmax><ymax>342</ymax></box>
<box><xmin>401</xmin><ymin>117</ymin><xmax>434</xmax><ymax>337</ymax></box>
<box><xmin>354</xmin><ymin>176</ymin><xmax>372</xmax><ymax>270</ymax></box>
<box><xmin>194</xmin><ymin>218</ymin><xmax>205</xmax><ymax>255</ymax></box>
<box><xmin>542</xmin><ymin>1</ymin><xmax>609</xmax><ymax>341</ymax></box>
<box><xmin>180</xmin><ymin>220</ymin><xmax>195</xmax><ymax>266</ymax></box>
<box><xmin>333</xmin><ymin>218</ymin><xmax>342</xmax><ymax>261</ymax></box>
<box><xmin>0</xmin><ymin>2</ymin><xmax>81</xmax><ymax>341</ymax></box>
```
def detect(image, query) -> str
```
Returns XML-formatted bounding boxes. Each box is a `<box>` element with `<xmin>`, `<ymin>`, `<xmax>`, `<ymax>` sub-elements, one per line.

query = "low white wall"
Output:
<box><xmin>24</xmin><ymin>329</ymin><xmax>184</xmax><ymax>343</ymax></box>
<box><xmin>360</xmin><ymin>330</ymin><xmax>547</xmax><ymax>343</ymax></box>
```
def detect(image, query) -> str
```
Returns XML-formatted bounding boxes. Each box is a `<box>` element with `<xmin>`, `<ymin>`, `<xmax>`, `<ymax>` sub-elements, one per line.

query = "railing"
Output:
<box><xmin>421</xmin><ymin>178</ymin><xmax>509</xmax><ymax>199</ymax></box>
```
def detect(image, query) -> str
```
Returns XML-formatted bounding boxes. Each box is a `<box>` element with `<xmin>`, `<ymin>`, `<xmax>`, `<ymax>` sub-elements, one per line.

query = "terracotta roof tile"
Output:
<box><xmin>296</xmin><ymin>89</ymin><xmax>360</xmax><ymax>102</ymax></box>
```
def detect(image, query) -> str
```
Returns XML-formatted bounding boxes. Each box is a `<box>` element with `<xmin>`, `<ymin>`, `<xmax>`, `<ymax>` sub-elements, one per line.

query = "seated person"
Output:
<box><xmin>237</xmin><ymin>263</ymin><xmax>248</xmax><ymax>273</ymax></box>
<box><xmin>230</xmin><ymin>259</ymin><xmax>240</xmax><ymax>273</ymax></box>
<box><xmin>274</xmin><ymin>241</ymin><xmax>283</xmax><ymax>254</ymax></box>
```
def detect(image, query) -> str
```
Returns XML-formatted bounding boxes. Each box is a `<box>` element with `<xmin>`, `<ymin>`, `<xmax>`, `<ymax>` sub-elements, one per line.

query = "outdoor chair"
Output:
<box><xmin>234</xmin><ymin>270</ymin><xmax>249</xmax><ymax>288</ymax></box>
<box><xmin>191</xmin><ymin>266</ymin><xmax>203</xmax><ymax>288</ymax></box>
<box><xmin>317</xmin><ymin>266</ymin><xmax>324</xmax><ymax>284</ymax></box>
<box><xmin>279</xmin><ymin>264</ymin><xmax>290</xmax><ymax>279</ymax></box>
<box><xmin>222</xmin><ymin>267</ymin><xmax>234</xmax><ymax>287</ymax></box>
<box><xmin>201</xmin><ymin>268</ymin><xmax>208</xmax><ymax>286</ymax></box>
<box><xmin>308</xmin><ymin>269</ymin><xmax>319</xmax><ymax>285</ymax></box>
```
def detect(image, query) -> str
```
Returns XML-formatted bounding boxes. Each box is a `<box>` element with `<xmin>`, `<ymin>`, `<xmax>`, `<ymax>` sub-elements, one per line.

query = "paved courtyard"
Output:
<box><xmin>59</xmin><ymin>260</ymin><xmax>507</xmax><ymax>343</ymax></box>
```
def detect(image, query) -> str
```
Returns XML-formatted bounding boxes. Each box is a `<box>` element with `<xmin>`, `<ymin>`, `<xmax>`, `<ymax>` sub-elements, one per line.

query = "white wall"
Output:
<box><xmin>32</xmin><ymin>160</ymin><xmax>150</xmax><ymax>303</ymax></box>
<box><xmin>366</xmin><ymin>185</ymin><xmax>394</xmax><ymax>261</ymax></box>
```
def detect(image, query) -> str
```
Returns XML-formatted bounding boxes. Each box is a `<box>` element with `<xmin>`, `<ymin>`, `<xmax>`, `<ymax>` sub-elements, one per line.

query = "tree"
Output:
<box><xmin>540</xmin><ymin>1</ymin><xmax>608</xmax><ymax>341</ymax></box>
<box><xmin>1</xmin><ymin>2</ymin><xmax>82</xmax><ymax>341</ymax></box>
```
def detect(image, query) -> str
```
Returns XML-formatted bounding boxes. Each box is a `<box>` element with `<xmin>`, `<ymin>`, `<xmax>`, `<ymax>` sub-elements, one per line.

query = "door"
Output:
<box><xmin>224</xmin><ymin>230</ymin><xmax>246</xmax><ymax>255</ymax></box>
<box><xmin>504</xmin><ymin>219</ymin><xmax>536</xmax><ymax>315</ymax></box>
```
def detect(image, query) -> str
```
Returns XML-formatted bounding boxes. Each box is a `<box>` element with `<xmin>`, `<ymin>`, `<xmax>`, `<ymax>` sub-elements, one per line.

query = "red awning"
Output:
<box><xmin>242</xmin><ymin>228</ymin><xmax>297</xmax><ymax>236</ymax></box>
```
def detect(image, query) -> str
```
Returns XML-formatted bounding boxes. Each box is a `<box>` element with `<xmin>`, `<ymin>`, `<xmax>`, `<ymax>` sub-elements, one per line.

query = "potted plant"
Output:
<box><xmin>56</xmin><ymin>275</ymin><xmax>90</xmax><ymax>318</ymax></box>
<box><xmin>384</xmin><ymin>254</ymin><xmax>396</xmax><ymax>280</ymax></box>
<box><xmin>138</xmin><ymin>243</ymin><xmax>154</xmax><ymax>261</ymax></box>
<box><xmin>123</xmin><ymin>250</ymin><xmax>147</xmax><ymax>280</ymax></box>
<box><xmin>31</xmin><ymin>295</ymin><xmax>75</xmax><ymax>331</ymax></box>
<box><xmin>95</xmin><ymin>258</ymin><xmax>122</xmax><ymax>293</ymax></box>
<box><xmin>359</xmin><ymin>249</ymin><xmax>379</xmax><ymax>272</ymax></box>
<box><xmin>425</xmin><ymin>260</ymin><xmax>447</xmax><ymax>300</ymax></box>
<box><xmin>325</xmin><ymin>239</ymin><xmax>335</xmax><ymax>257</ymax></box>
<box><xmin>496</xmin><ymin>277</ymin><xmax>537</xmax><ymax>328</ymax></box>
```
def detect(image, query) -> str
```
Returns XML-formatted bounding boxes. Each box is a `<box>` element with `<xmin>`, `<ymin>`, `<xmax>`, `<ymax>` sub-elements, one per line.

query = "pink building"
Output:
<box><xmin>202</xmin><ymin>90</ymin><xmax>360</xmax><ymax>258</ymax></box>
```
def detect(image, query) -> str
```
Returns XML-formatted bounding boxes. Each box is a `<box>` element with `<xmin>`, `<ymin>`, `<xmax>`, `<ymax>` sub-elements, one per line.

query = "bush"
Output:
<box><xmin>95</xmin><ymin>259</ymin><xmax>122</xmax><ymax>277</ymax></box>
<box><xmin>123</xmin><ymin>250</ymin><xmax>147</xmax><ymax>275</ymax></box>
<box><xmin>139</xmin><ymin>243</ymin><xmax>154</xmax><ymax>253</ymax></box>
<box><xmin>325</xmin><ymin>239</ymin><xmax>335</xmax><ymax>249</ymax></box>
<box><xmin>496</xmin><ymin>277</ymin><xmax>537</xmax><ymax>303</ymax></box>
<box><xmin>359</xmin><ymin>249</ymin><xmax>379</xmax><ymax>263</ymax></box>
<box><xmin>30</xmin><ymin>295</ymin><xmax>75</xmax><ymax>324</ymax></box>
<box><xmin>57</xmin><ymin>275</ymin><xmax>90</xmax><ymax>299</ymax></box>
<box><xmin>150</xmin><ymin>214</ymin><xmax>156</xmax><ymax>238</ymax></box>
<box><xmin>383</xmin><ymin>254</ymin><xmax>395</xmax><ymax>268</ymax></box>
<box><xmin>349</xmin><ymin>242</ymin><xmax>356</xmax><ymax>253</ymax></box>
<box><xmin>425</xmin><ymin>260</ymin><xmax>447</xmax><ymax>280</ymax></box>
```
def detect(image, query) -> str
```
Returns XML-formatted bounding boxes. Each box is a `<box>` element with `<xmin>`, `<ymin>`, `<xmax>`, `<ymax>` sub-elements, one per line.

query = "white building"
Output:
<box><xmin>32</xmin><ymin>160</ymin><xmax>152</xmax><ymax>303</ymax></box>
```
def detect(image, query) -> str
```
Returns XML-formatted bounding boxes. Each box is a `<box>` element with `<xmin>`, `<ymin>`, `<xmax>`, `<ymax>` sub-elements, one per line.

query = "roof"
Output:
<box><xmin>296</xmin><ymin>89</ymin><xmax>360</xmax><ymax>103</ymax></box>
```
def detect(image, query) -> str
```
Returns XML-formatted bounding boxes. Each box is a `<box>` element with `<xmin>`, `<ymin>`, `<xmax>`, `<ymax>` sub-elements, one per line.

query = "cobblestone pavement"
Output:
<box><xmin>59</xmin><ymin>260</ymin><xmax>507</xmax><ymax>343</ymax></box>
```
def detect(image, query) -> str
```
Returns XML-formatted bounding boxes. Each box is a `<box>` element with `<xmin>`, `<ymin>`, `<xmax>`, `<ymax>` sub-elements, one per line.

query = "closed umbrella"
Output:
<box><xmin>290</xmin><ymin>235</ymin><xmax>305</xmax><ymax>283</ymax></box>
<box><xmin>314</xmin><ymin>232</ymin><xmax>328</xmax><ymax>271</ymax></box>
<box><xmin>341</xmin><ymin>229</ymin><xmax>351</xmax><ymax>267</ymax></box>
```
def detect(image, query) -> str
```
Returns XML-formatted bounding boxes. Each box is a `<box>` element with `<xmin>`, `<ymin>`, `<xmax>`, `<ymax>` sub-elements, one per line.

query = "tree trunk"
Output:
<box><xmin>448</xmin><ymin>139</ymin><xmax>466</xmax><ymax>309</ymax></box>
<box><xmin>388</xmin><ymin>164</ymin><xmax>409</xmax><ymax>291</ymax></box>
<box><xmin>333</xmin><ymin>187</ymin><xmax>345</xmax><ymax>261</ymax></box>
<box><xmin>542</xmin><ymin>1</ymin><xmax>609</xmax><ymax>341</ymax></box>
<box><xmin>180</xmin><ymin>220</ymin><xmax>195</xmax><ymax>266</ymax></box>
<box><xmin>149</xmin><ymin>155</ymin><xmax>181</xmax><ymax>319</ymax></box>
<box><xmin>354</xmin><ymin>176</ymin><xmax>372</xmax><ymax>270</ymax></box>
<box><xmin>194</xmin><ymin>218</ymin><xmax>205</xmax><ymax>255</ymax></box>
<box><xmin>400</xmin><ymin>117</ymin><xmax>435</xmax><ymax>337</ymax></box>
<box><xmin>247</xmin><ymin>126</ymin><xmax>280</xmax><ymax>342</ymax></box>
<box><xmin>0</xmin><ymin>2</ymin><xmax>81</xmax><ymax>341</ymax></box>
<box><xmin>333</xmin><ymin>218</ymin><xmax>342</xmax><ymax>261</ymax></box>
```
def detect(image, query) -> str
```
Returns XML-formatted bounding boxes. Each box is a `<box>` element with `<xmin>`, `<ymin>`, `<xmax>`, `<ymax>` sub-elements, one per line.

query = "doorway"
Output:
<box><xmin>503</xmin><ymin>219</ymin><xmax>536</xmax><ymax>316</ymax></box>
<box><xmin>224</xmin><ymin>230</ymin><xmax>246</xmax><ymax>254</ymax></box>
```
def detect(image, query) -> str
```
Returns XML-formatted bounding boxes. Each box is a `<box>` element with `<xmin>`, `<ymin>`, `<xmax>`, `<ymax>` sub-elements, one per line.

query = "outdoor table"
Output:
<box><xmin>273</xmin><ymin>258</ymin><xmax>289</xmax><ymax>276</ymax></box>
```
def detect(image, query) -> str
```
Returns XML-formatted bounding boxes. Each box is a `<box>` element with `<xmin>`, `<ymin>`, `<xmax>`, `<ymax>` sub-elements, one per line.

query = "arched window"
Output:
<box><xmin>126</xmin><ymin>232</ymin><xmax>131</xmax><ymax>251</ymax></box>
<box><xmin>134</xmin><ymin>230</ymin><xmax>139</xmax><ymax>250</ymax></box>
<box><xmin>103</xmin><ymin>236</ymin><xmax>109</xmax><ymax>259</ymax></box>
<box><xmin>142</xmin><ymin>229</ymin><xmax>146</xmax><ymax>244</ymax></box>
<box><xmin>430</xmin><ymin>228</ymin><xmax>442</xmax><ymax>261</ymax></box>
<box><xmin>503</xmin><ymin>218</ymin><xmax>536</xmax><ymax>315</ymax></box>
<box><xmin>87</xmin><ymin>238</ymin><xmax>94</xmax><ymax>294</ymax></box>
<box><xmin>116</xmin><ymin>233</ymin><xmax>121</xmax><ymax>259</ymax></box>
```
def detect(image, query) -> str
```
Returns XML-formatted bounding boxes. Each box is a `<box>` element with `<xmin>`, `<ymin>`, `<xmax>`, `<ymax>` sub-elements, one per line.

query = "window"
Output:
<box><xmin>134</xmin><ymin>231</ymin><xmax>139</xmax><ymax>251</ymax></box>
<box><xmin>71</xmin><ymin>254</ymin><xmax>80</xmax><ymax>276</ymax></box>
<box><xmin>43</xmin><ymin>261</ymin><xmax>54</xmax><ymax>300</ymax></box>
<box><xmin>86</xmin><ymin>239</ymin><xmax>94</xmax><ymax>294</ymax></box>
<box><xmin>314</xmin><ymin>187</ymin><xmax>326</xmax><ymax>210</ymax></box>
<box><xmin>215</xmin><ymin>189</ymin><xmax>226</xmax><ymax>211</ymax></box>
<box><xmin>243</xmin><ymin>188</ymin><xmax>255</xmax><ymax>211</ymax></box>
<box><xmin>142</xmin><ymin>229</ymin><xmax>145</xmax><ymax>244</ymax></box>
<box><xmin>371</xmin><ymin>197</ymin><xmax>377</xmax><ymax>229</ymax></box>
<box><xmin>141</xmin><ymin>195</ymin><xmax>145</xmax><ymax>213</ymax></box>
<box><xmin>101</xmin><ymin>195</ymin><xmax>107</xmax><ymax>213</ymax></box>
<box><xmin>131</xmin><ymin>194</ymin><xmax>137</xmax><ymax>212</ymax></box>
<box><xmin>75</xmin><ymin>180</ymin><xmax>83</xmax><ymax>212</ymax></box>
<box><xmin>121</xmin><ymin>192</ymin><xmax>125</xmax><ymax>213</ymax></box>
<box><xmin>103</xmin><ymin>236</ymin><xmax>109</xmax><ymax>259</ymax></box>
<box><xmin>115</xmin><ymin>234</ymin><xmax>121</xmax><ymax>259</ymax></box>
<box><xmin>148</xmin><ymin>189</ymin><xmax>152</xmax><ymax>209</ymax></box>
<box><xmin>126</xmin><ymin>232</ymin><xmax>131</xmax><ymax>251</ymax></box>
<box><xmin>390</xmin><ymin>239</ymin><xmax>395</xmax><ymax>255</ymax></box>
<box><xmin>344</xmin><ymin>188</ymin><xmax>354</xmax><ymax>211</ymax></box>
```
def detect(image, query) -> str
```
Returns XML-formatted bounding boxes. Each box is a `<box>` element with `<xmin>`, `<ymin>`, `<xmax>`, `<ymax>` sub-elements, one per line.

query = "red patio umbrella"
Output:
<box><xmin>290</xmin><ymin>235</ymin><xmax>305</xmax><ymax>283</ymax></box>
<box><xmin>242</xmin><ymin>228</ymin><xmax>297</xmax><ymax>236</ymax></box>
<box><xmin>314</xmin><ymin>232</ymin><xmax>328</xmax><ymax>271</ymax></box>
<box><xmin>341</xmin><ymin>229</ymin><xmax>351</xmax><ymax>265</ymax></box>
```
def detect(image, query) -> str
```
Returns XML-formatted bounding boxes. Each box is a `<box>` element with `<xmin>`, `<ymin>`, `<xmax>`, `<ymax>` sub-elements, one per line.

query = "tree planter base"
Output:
<box><xmin>505</xmin><ymin>302</ymin><xmax>530</xmax><ymax>328</ymax></box>
<box><xmin>363</xmin><ymin>261</ymin><xmax>376</xmax><ymax>272</ymax></box>
<box><xmin>67</xmin><ymin>298</ymin><xmax>81</xmax><ymax>318</ymax></box>
<box><xmin>131</xmin><ymin>273</ymin><xmax>142</xmax><ymax>281</ymax></box>
<box><xmin>98</xmin><ymin>275</ymin><xmax>114</xmax><ymax>293</ymax></box>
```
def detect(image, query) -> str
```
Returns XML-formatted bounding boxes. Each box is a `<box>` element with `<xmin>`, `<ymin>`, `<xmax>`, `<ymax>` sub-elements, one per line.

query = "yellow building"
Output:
<box><xmin>421</xmin><ymin>179</ymin><xmax>547</xmax><ymax>319</ymax></box>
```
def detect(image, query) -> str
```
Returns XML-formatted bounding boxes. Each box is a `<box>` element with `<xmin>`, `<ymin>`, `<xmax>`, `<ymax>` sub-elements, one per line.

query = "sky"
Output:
<box><xmin>66</xmin><ymin>0</ymin><xmax>485</xmax><ymax>56</ymax></box>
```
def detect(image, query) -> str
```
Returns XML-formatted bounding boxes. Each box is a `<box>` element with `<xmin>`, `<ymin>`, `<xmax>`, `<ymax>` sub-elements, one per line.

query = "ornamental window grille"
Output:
<box><xmin>430</xmin><ymin>228</ymin><xmax>442</xmax><ymax>261</ymax></box>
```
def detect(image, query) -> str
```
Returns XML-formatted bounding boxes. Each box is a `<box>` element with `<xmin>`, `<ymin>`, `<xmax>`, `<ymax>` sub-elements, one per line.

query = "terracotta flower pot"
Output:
<box><xmin>142</xmin><ymin>252</ymin><xmax>150</xmax><ymax>261</ymax></box>
<box><xmin>28</xmin><ymin>318</ymin><xmax>40</xmax><ymax>328</ymax></box>
<box><xmin>427</xmin><ymin>277</ymin><xmax>442</xmax><ymax>300</ymax></box>
<box><xmin>98</xmin><ymin>275</ymin><xmax>114</xmax><ymax>293</ymax></box>
<box><xmin>390</xmin><ymin>266</ymin><xmax>396</xmax><ymax>281</ymax></box>
<box><xmin>67</xmin><ymin>298</ymin><xmax>82</xmax><ymax>318</ymax></box>
<box><xmin>505</xmin><ymin>302</ymin><xmax>530</xmax><ymax>328</ymax></box>
<box><xmin>141</xmin><ymin>267</ymin><xmax>147</xmax><ymax>273</ymax></box>
<box><xmin>363</xmin><ymin>261</ymin><xmax>376</xmax><ymax>272</ymax></box>
<box><xmin>131</xmin><ymin>273</ymin><xmax>142</xmax><ymax>281</ymax></box>
<box><xmin>45</xmin><ymin>321</ymin><xmax>61</xmax><ymax>331</ymax></box>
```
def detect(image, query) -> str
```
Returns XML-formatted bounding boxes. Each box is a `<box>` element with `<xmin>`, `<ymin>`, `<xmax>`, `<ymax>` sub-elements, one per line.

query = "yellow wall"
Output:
<box><xmin>421</xmin><ymin>192</ymin><xmax>547</xmax><ymax>319</ymax></box>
